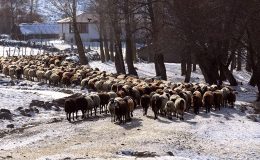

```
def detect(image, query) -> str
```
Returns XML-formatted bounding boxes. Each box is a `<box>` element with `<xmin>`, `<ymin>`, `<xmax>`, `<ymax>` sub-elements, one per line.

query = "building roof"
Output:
<box><xmin>19</xmin><ymin>23</ymin><xmax>59</xmax><ymax>35</ymax></box>
<box><xmin>57</xmin><ymin>12</ymin><xmax>98</xmax><ymax>23</ymax></box>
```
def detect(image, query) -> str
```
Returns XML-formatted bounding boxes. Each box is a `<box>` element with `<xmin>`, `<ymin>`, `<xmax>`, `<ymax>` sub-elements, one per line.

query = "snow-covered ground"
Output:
<box><xmin>0</xmin><ymin>44</ymin><xmax>259</xmax><ymax>159</ymax></box>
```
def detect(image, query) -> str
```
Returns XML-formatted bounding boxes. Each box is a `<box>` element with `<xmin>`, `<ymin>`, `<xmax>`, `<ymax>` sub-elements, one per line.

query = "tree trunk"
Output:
<box><xmin>154</xmin><ymin>53</ymin><xmax>167</xmax><ymax>80</ymax></box>
<box><xmin>222</xmin><ymin>63</ymin><xmax>238</xmax><ymax>86</ymax></box>
<box><xmin>124</xmin><ymin>0</ymin><xmax>137</xmax><ymax>76</ymax></box>
<box><xmin>193</xmin><ymin>63</ymin><xmax>196</xmax><ymax>72</ymax></box>
<box><xmin>246</xmin><ymin>52</ymin><xmax>252</xmax><ymax>72</ymax></box>
<box><xmin>99</xmin><ymin>38</ymin><xmax>105</xmax><ymax>63</ymax></box>
<box><xmin>198</xmin><ymin>54</ymin><xmax>219</xmax><ymax>84</ymax></box>
<box><xmin>103</xmin><ymin>27</ymin><xmax>110</xmax><ymax>62</ymax></box>
<box><xmin>147</xmin><ymin>0</ymin><xmax>167</xmax><ymax>80</ymax></box>
<box><xmin>237</xmin><ymin>52</ymin><xmax>242</xmax><ymax>71</ymax></box>
<box><xmin>185</xmin><ymin>52</ymin><xmax>191</xmax><ymax>83</ymax></box>
<box><xmin>72</xmin><ymin>0</ymin><xmax>88</xmax><ymax>65</ymax></box>
<box><xmin>231</xmin><ymin>55</ymin><xmax>236</xmax><ymax>72</ymax></box>
<box><xmin>181</xmin><ymin>57</ymin><xmax>186</xmax><ymax>76</ymax></box>
<box><xmin>109</xmin><ymin>26</ymin><xmax>115</xmax><ymax>62</ymax></box>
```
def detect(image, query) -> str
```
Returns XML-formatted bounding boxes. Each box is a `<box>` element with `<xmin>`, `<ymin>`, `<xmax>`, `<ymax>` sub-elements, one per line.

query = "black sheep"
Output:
<box><xmin>141</xmin><ymin>94</ymin><xmax>150</xmax><ymax>116</ymax></box>
<box><xmin>64</xmin><ymin>98</ymin><xmax>77</xmax><ymax>122</ymax></box>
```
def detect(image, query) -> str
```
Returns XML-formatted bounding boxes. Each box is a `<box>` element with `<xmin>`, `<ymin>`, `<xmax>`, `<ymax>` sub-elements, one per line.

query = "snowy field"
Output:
<box><xmin>0</xmin><ymin>45</ymin><xmax>259</xmax><ymax>159</ymax></box>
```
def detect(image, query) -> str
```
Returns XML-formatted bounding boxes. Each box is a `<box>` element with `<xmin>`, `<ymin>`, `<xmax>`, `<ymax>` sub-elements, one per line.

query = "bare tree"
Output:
<box><xmin>50</xmin><ymin>0</ymin><xmax>88</xmax><ymax>65</ymax></box>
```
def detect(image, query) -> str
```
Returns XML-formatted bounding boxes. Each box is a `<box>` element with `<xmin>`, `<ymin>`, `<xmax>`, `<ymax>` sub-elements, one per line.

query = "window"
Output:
<box><xmin>69</xmin><ymin>23</ymin><xmax>88</xmax><ymax>33</ymax></box>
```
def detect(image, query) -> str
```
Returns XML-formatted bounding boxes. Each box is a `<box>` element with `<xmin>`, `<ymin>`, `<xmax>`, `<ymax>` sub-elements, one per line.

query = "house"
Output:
<box><xmin>18</xmin><ymin>23</ymin><xmax>59</xmax><ymax>40</ymax></box>
<box><xmin>57</xmin><ymin>12</ymin><xmax>99</xmax><ymax>45</ymax></box>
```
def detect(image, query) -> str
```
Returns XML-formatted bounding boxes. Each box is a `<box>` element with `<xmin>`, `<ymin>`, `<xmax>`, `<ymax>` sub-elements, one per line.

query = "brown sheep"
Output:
<box><xmin>213</xmin><ymin>90</ymin><xmax>223</xmax><ymax>111</ymax></box>
<box><xmin>192</xmin><ymin>91</ymin><xmax>202</xmax><ymax>115</ymax></box>
<box><xmin>202</xmin><ymin>91</ymin><xmax>214</xmax><ymax>113</ymax></box>
<box><xmin>175</xmin><ymin>98</ymin><xmax>186</xmax><ymax>120</ymax></box>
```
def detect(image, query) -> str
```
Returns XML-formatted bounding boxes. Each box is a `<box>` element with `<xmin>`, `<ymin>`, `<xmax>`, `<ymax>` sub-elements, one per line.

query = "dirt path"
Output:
<box><xmin>0</xmin><ymin>107</ymin><xmax>259</xmax><ymax>160</ymax></box>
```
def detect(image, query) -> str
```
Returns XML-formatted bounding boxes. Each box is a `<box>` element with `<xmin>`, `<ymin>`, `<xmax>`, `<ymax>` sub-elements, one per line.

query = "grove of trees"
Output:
<box><xmin>89</xmin><ymin>0</ymin><xmax>260</xmax><ymax>100</ymax></box>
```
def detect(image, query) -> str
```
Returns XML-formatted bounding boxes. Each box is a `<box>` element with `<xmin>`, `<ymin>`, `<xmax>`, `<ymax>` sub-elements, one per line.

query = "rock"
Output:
<box><xmin>166</xmin><ymin>151</ymin><xmax>174</xmax><ymax>156</ymax></box>
<box><xmin>37</xmin><ymin>82</ymin><xmax>45</xmax><ymax>86</ymax></box>
<box><xmin>16</xmin><ymin>107</ymin><xmax>23</xmax><ymax>111</ymax></box>
<box><xmin>0</xmin><ymin>112</ymin><xmax>12</xmax><ymax>120</ymax></box>
<box><xmin>0</xmin><ymin>109</ymin><xmax>11</xmax><ymax>114</ymax></box>
<box><xmin>6</xmin><ymin>124</ymin><xmax>14</xmax><ymax>128</ymax></box>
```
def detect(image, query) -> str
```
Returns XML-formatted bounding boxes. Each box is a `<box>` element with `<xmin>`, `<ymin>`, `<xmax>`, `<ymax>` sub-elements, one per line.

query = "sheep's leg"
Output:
<box><xmin>68</xmin><ymin>113</ymin><xmax>71</xmax><ymax>122</ymax></box>
<box><xmin>66</xmin><ymin>113</ymin><xmax>69</xmax><ymax>121</ymax></box>
<box><xmin>81</xmin><ymin>110</ymin><xmax>85</xmax><ymax>119</ymax></box>
<box><xmin>94</xmin><ymin>106</ymin><xmax>97</xmax><ymax>116</ymax></box>
<box><xmin>131</xmin><ymin>111</ymin><xmax>133</xmax><ymax>117</ymax></box>
<box><xmin>72</xmin><ymin>112</ymin><xmax>75</xmax><ymax>121</ymax></box>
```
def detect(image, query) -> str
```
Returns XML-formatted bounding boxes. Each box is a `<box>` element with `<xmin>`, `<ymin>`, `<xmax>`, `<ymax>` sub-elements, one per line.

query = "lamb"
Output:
<box><xmin>202</xmin><ymin>91</ymin><xmax>214</xmax><ymax>113</ymax></box>
<box><xmin>175</xmin><ymin>98</ymin><xmax>186</xmax><ymax>120</ymax></box>
<box><xmin>141</xmin><ymin>94</ymin><xmax>150</xmax><ymax>116</ymax></box>
<box><xmin>64</xmin><ymin>98</ymin><xmax>77</xmax><ymax>122</ymax></box>
<box><xmin>192</xmin><ymin>91</ymin><xmax>202</xmax><ymax>115</ymax></box>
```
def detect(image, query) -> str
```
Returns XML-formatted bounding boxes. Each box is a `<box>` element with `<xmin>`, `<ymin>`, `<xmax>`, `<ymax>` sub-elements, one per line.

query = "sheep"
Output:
<box><xmin>108</xmin><ymin>91</ymin><xmax>117</xmax><ymax>99</ymax></box>
<box><xmin>74</xmin><ymin>96</ymin><xmax>88</xmax><ymax>119</ymax></box>
<box><xmin>107</xmin><ymin>98</ymin><xmax>116</xmax><ymax>122</ymax></box>
<box><xmin>159</xmin><ymin>93</ymin><xmax>169</xmax><ymax>115</ymax></box>
<box><xmin>141</xmin><ymin>94</ymin><xmax>150</xmax><ymax>116</ymax></box>
<box><xmin>49</xmin><ymin>73</ymin><xmax>61</xmax><ymax>86</ymax></box>
<box><xmin>44</xmin><ymin>70</ymin><xmax>52</xmax><ymax>84</ymax></box>
<box><xmin>202</xmin><ymin>91</ymin><xmax>214</xmax><ymax>113</ymax></box>
<box><xmin>151</xmin><ymin>93</ymin><xmax>162</xmax><ymax>119</ymax></box>
<box><xmin>179</xmin><ymin>91</ymin><xmax>192</xmax><ymax>111</ymax></box>
<box><xmin>221</xmin><ymin>87</ymin><xmax>231</xmax><ymax>107</ymax></box>
<box><xmin>15</xmin><ymin>67</ymin><xmax>23</xmax><ymax>79</ymax></box>
<box><xmin>170</xmin><ymin>94</ymin><xmax>181</xmax><ymax>102</ymax></box>
<box><xmin>61</xmin><ymin>75</ymin><xmax>71</xmax><ymax>87</ymax></box>
<box><xmin>213</xmin><ymin>90</ymin><xmax>223</xmax><ymax>111</ymax></box>
<box><xmin>175</xmin><ymin>98</ymin><xmax>186</xmax><ymax>120</ymax></box>
<box><xmin>165</xmin><ymin>100</ymin><xmax>176</xmax><ymax>119</ymax></box>
<box><xmin>64</xmin><ymin>98</ymin><xmax>77</xmax><ymax>122</ymax></box>
<box><xmin>123</xmin><ymin>96</ymin><xmax>135</xmax><ymax>120</ymax></box>
<box><xmin>36</xmin><ymin>70</ymin><xmax>45</xmax><ymax>82</ymax></box>
<box><xmin>8</xmin><ymin>67</ymin><xmax>16</xmax><ymax>80</ymax></box>
<box><xmin>85</xmin><ymin>95</ymin><xmax>95</xmax><ymax>117</ymax></box>
<box><xmin>28</xmin><ymin>69</ymin><xmax>37</xmax><ymax>81</ymax></box>
<box><xmin>128</xmin><ymin>87</ymin><xmax>141</xmax><ymax>106</ymax></box>
<box><xmin>89</xmin><ymin>93</ymin><xmax>101</xmax><ymax>114</ymax></box>
<box><xmin>114</xmin><ymin>97</ymin><xmax>129</xmax><ymax>124</ymax></box>
<box><xmin>98</xmin><ymin>92</ymin><xmax>111</xmax><ymax>114</ymax></box>
<box><xmin>227</xmin><ymin>91</ymin><xmax>236</xmax><ymax>107</ymax></box>
<box><xmin>192</xmin><ymin>91</ymin><xmax>202</xmax><ymax>115</ymax></box>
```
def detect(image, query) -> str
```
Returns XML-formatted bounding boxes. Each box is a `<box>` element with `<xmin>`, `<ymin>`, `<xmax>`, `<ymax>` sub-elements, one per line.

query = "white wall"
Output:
<box><xmin>59</xmin><ymin>23</ymin><xmax>100</xmax><ymax>44</ymax></box>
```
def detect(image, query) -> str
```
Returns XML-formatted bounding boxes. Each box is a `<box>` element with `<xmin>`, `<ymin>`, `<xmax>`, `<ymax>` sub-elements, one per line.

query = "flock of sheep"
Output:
<box><xmin>0</xmin><ymin>54</ymin><xmax>236</xmax><ymax>124</ymax></box>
